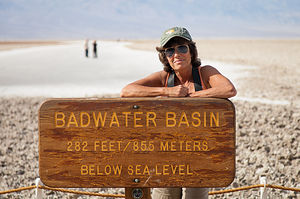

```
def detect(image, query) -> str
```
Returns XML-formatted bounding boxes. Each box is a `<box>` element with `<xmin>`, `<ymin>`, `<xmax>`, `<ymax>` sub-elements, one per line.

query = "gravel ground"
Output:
<box><xmin>0</xmin><ymin>96</ymin><xmax>299</xmax><ymax>198</ymax></box>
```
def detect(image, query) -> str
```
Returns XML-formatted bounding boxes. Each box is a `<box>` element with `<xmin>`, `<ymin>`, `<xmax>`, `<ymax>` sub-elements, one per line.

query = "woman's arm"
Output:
<box><xmin>189</xmin><ymin>65</ymin><xmax>237</xmax><ymax>98</ymax></box>
<box><xmin>120</xmin><ymin>71</ymin><xmax>189</xmax><ymax>97</ymax></box>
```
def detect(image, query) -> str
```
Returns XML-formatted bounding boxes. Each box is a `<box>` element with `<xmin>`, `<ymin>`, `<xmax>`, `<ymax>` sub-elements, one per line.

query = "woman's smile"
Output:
<box><xmin>173</xmin><ymin>59</ymin><xmax>184</xmax><ymax>64</ymax></box>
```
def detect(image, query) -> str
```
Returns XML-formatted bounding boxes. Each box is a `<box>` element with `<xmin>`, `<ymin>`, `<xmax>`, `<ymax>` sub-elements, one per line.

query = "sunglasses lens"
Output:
<box><xmin>165</xmin><ymin>48</ymin><xmax>175</xmax><ymax>57</ymax></box>
<box><xmin>177</xmin><ymin>45</ymin><xmax>188</xmax><ymax>54</ymax></box>
<box><xmin>165</xmin><ymin>45</ymin><xmax>188</xmax><ymax>57</ymax></box>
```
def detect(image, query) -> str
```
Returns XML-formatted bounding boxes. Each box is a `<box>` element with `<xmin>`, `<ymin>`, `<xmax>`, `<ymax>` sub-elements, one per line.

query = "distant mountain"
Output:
<box><xmin>0</xmin><ymin>0</ymin><xmax>300</xmax><ymax>39</ymax></box>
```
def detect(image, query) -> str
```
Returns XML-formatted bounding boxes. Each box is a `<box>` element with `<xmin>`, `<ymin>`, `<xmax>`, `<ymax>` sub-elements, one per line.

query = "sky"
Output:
<box><xmin>1</xmin><ymin>0</ymin><xmax>300</xmax><ymax>40</ymax></box>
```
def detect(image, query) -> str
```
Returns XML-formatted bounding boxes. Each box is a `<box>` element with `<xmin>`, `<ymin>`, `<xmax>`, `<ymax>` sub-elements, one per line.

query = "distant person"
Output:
<box><xmin>121</xmin><ymin>27</ymin><xmax>237</xmax><ymax>199</ymax></box>
<box><xmin>93</xmin><ymin>40</ymin><xmax>97</xmax><ymax>58</ymax></box>
<box><xmin>84</xmin><ymin>39</ymin><xmax>89</xmax><ymax>57</ymax></box>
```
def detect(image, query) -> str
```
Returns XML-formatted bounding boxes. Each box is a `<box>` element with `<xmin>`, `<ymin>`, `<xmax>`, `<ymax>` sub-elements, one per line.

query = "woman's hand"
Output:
<box><xmin>167</xmin><ymin>85</ymin><xmax>189</xmax><ymax>97</ymax></box>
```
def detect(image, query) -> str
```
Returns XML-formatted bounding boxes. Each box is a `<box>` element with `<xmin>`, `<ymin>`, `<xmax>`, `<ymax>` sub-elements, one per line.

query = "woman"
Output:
<box><xmin>121</xmin><ymin>27</ymin><xmax>236</xmax><ymax>199</ymax></box>
<box><xmin>121</xmin><ymin>27</ymin><xmax>236</xmax><ymax>99</ymax></box>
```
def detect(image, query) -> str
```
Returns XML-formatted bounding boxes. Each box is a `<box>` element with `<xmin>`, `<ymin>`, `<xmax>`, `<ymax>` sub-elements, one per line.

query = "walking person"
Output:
<box><xmin>84</xmin><ymin>39</ymin><xmax>89</xmax><ymax>57</ymax></box>
<box><xmin>121</xmin><ymin>27</ymin><xmax>237</xmax><ymax>199</ymax></box>
<box><xmin>93</xmin><ymin>40</ymin><xmax>98</xmax><ymax>58</ymax></box>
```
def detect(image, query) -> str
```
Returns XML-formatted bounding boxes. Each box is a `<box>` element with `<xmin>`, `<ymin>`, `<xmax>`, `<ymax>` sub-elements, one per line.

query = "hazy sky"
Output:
<box><xmin>1</xmin><ymin>0</ymin><xmax>300</xmax><ymax>39</ymax></box>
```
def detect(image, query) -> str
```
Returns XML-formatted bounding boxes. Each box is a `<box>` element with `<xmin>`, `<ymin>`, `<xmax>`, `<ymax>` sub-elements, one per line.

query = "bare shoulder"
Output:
<box><xmin>154</xmin><ymin>70</ymin><xmax>168</xmax><ymax>77</ymax></box>
<box><xmin>133</xmin><ymin>70</ymin><xmax>168</xmax><ymax>87</ymax></box>
<box><xmin>200</xmin><ymin>65</ymin><xmax>222</xmax><ymax>83</ymax></box>
<box><xmin>200</xmin><ymin>65</ymin><xmax>231</xmax><ymax>89</ymax></box>
<box><xmin>156</xmin><ymin>70</ymin><xmax>169</xmax><ymax>86</ymax></box>
<box><xmin>200</xmin><ymin>65</ymin><xmax>221</xmax><ymax>75</ymax></box>
<box><xmin>148</xmin><ymin>70</ymin><xmax>168</xmax><ymax>81</ymax></box>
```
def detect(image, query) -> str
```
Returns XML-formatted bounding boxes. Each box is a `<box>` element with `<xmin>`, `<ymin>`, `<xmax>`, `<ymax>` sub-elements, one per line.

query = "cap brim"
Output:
<box><xmin>161</xmin><ymin>35</ymin><xmax>191</xmax><ymax>47</ymax></box>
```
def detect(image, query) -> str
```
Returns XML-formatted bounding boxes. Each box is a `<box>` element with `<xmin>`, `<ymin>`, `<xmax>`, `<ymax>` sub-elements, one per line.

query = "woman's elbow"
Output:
<box><xmin>120</xmin><ymin>91</ymin><xmax>125</xmax><ymax>98</ymax></box>
<box><xmin>120</xmin><ymin>87</ymin><xmax>130</xmax><ymax>97</ymax></box>
<box><xmin>227</xmin><ymin>86</ymin><xmax>237</xmax><ymax>98</ymax></box>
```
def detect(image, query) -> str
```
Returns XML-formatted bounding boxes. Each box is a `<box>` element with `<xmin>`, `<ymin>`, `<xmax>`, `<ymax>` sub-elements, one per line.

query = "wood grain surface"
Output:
<box><xmin>39</xmin><ymin>98</ymin><xmax>235</xmax><ymax>188</ymax></box>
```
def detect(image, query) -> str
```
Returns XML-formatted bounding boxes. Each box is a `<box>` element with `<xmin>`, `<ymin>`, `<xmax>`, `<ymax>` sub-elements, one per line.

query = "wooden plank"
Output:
<box><xmin>39</xmin><ymin>98</ymin><xmax>235</xmax><ymax>188</ymax></box>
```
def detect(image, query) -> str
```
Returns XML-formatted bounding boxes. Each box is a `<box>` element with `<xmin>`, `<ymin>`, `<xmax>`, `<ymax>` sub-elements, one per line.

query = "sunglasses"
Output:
<box><xmin>164</xmin><ymin>45</ymin><xmax>189</xmax><ymax>58</ymax></box>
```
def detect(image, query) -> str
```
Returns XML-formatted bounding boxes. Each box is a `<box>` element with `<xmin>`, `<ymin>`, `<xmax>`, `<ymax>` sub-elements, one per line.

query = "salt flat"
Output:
<box><xmin>0</xmin><ymin>40</ymin><xmax>248</xmax><ymax>98</ymax></box>
<box><xmin>0</xmin><ymin>41</ymin><xmax>160</xmax><ymax>97</ymax></box>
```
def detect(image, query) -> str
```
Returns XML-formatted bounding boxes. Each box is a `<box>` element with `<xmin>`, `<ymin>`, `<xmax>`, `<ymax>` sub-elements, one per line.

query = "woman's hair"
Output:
<box><xmin>156</xmin><ymin>37</ymin><xmax>201</xmax><ymax>72</ymax></box>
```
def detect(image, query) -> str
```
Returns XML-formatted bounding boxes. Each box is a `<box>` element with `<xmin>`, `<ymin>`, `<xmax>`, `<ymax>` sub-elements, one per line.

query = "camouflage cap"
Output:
<box><xmin>160</xmin><ymin>27</ymin><xmax>192</xmax><ymax>47</ymax></box>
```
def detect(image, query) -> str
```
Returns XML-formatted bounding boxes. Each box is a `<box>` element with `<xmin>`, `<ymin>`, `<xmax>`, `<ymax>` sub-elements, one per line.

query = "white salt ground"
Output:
<box><xmin>0</xmin><ymin>40</ymin><xmax>290</xmax><ymax>105</ymax></box>
<box><xmin>0</xmin><ymin>41</ymin><xmax>160</xmax><ymax>97</ymax></box>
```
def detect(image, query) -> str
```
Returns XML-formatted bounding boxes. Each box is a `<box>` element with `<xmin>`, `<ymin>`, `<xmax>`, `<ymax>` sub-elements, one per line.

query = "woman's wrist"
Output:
<box><xmin>162</xmin><ymin>87</ymin><xmax>169</xmax><ymax>97</ymax></box>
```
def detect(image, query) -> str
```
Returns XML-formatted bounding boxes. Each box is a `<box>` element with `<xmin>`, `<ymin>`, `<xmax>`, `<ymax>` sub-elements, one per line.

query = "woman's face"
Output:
<box><xmin>164</xmin><ymin>38</ymin><xmax>192</xmax><ymax>72</ymax></box>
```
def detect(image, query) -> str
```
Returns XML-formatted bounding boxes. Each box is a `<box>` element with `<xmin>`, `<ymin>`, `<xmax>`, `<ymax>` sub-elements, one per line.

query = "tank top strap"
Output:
<box><xmin>192</xmin><ymin>67</ymin><xmax>202</xmax><ymax>91</ymax></box>
<box><xmin>165</xmin><ymin>67</ymin><xmax>206</xmax><ymax>90</ymax></box>
<box><xmin>198</xmin><ymin>67</ymin><xmax>207</xmax><ymax>90</ymax></box>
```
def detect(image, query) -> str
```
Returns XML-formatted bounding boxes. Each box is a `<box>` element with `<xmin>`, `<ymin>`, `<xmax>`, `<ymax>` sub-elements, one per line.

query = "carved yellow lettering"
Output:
<box><xmin>179</xmin><ymin>165</ymin><xmax>185</xmax><ymax>175</ymax></box>
<box><xmin>101</xmin><ymin>141</ymin><xmax>108</xmax><ymax>151</ymax></box>
<box><xmin>179</xmin><ymin>141</ymin><xmax>184</xmax><ymax>151</ymax></box>
<box><xmin>105</xmin><ymin>165</ymin><xmax>111</xmax><ymax>175</ymax></box>
<box><xmin>89</xmin><ymin>164</ymin><xmax>95</xmax><ymax>175</ymax></box>
<box><xmin>146</xmin><ymin>112</ymin><xmax>157</xmax><ymax>127</ymax></box>
<box><xmin>81</xmin><ymin>165</ymin><xmax>88</xmax><ymax>175</ymax></box>
<box><xmin>192</xmin><ymin>112</ymin><xmax>201</xmax><ymax>127</ymax></box>
<box><xmin>166</xmin><ymin>112</ymin><xmax>176</xmax><ymax>127</ymax></box>
<box><xmin>82</xmin><ymin>164</ymin><xmax>122</xmax><ymax>176</ymax></box>
<box><xmin>185</xmin><ymin>141</ymin><xmax>192</xmax><ymax>151</ymax></box>
<box><xmin>128</xmin><ymin>165</ymin><xmax>134</xmax><ymax>175</ymax></box>
<box><xmin>110</xmin><ymin>112</ymin><xmax>120</xmax><ymax>127</ymax></box>
<box><xmin>122</xmin><ymin>112</ymin><xmax>131</xmax><ymax>127</ymax></box>
<box><xmin>193</xmin><ymin>141</ymin><xmax>201</xmax><ymax>151</ymax></box>
<box><xmin>160</xmin><ymin>141</ymin><xmax>169</xmax><ymax>151</ymax></box>
<box><xmin>178</xmin><ymin>112</ymin><xmax>189</xmax><ymax>127</ymax></box>
<box><xmin>143</xmin><ymin>165</ymin><xmax>150</xmax><ymax>175</ymax></box>
<box><xmin>67</xmin><ymin>112</ymin><xmax>78</xmax><ymax>127</ymax></box>
<box><xmin>171</xmin><ymin>165</ymin><xmax>178</xmax><ymax>174</ymax></box>
<box><xmin>202</xmin><ymin>140</ymin><xmax>208</xmax><ymax>151</ymax></box>
<box><xmin>80</xmin><ymin>112</ymin><xmax>90</xmax><ymax>127</ymax></box>
<box><xmin>203</xmin><ymin>112</ymin><xmax>207</xmax><ymax>127</ymax></box>
<box><xmin>134</xmin><ymin>112</ymin><xmax>143</xmax><ymax>127</ymax></box>
<box><xmin>94</xmin><ymin>141</ymin><xmax>100</xmax><ymax>151</ymax></box>
<box><xmin>136</xmin><ymin>165</ymin><xmax>142</xmax><ymax>175</ymax></box>
<box><xmin>163</xmin><ymin>165</ymin><xmax>169</xmax><ymax>175</ymax></box>
<box><xmin>55</xmin><ymin>112</ymin><xmax>65</xmax><ymax>127</ymax></box>
<box><xmin>210</xmin><ymin>112</ymin><xmax>219</xmax><ymax>127</ymax></box>
<box><xmin>113</xmin><ymin>165</ymin><xmax>122</xmax><ymax>175</ymax></box>
<box><xmin>93</xmin><ymin>112</ymin><xmax>106</xmax><ymax>127</ymax></box>
<box><xmin>155</xmin><ymin>165</ymin><xmax>162</xmax><ymax>175</ymax></box>
<box><xmin>109</xmin><ymin>141</ymin><xmax>115</xmax><ymax>151</ymax></box>
<box><xmin>170</xmin><ymin>141</ymin><xmax>176</xmax><ymax>151</ymax></box>
<box><xmin>96</xmin><ymin>165</ymin><xmax>104</xmax><ymax>175</ymax></box>
<box><xmin>117</xmin><ymin>141</ymin><xmax>122</xmax><ymax>151</ymax></box>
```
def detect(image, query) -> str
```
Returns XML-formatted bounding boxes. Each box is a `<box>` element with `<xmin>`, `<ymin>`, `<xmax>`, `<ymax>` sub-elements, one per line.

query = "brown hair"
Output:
<box><xmin>156</xmin><ymin>37</ymin><xmax>201</xmax><ymax>72</ymax></box>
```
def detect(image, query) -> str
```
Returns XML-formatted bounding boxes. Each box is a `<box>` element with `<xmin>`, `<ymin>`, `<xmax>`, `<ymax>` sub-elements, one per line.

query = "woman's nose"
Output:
<box><xmin>173</xmin><ymin>50</ymin><xmax>180</xmax><ymax>57</ymax></box>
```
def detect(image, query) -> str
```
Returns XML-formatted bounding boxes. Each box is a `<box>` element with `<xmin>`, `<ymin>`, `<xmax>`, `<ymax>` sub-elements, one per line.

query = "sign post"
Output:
<box><xmin>39</xmin><ymin>98</ymin><xmax>235</xmax><ymax>193</ymax></box>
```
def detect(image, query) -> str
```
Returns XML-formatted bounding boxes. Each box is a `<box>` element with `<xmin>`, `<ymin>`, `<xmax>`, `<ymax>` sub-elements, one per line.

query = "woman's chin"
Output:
<box><xmin>172</xmin><ymin>64</ymin><xmax>190</xmax><ymax>71</ymax></box>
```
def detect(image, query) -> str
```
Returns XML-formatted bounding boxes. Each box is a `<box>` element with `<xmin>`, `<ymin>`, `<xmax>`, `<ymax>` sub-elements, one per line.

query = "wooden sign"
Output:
<box><xmin>39</xmin><ymin>98</ymin><xmax>235</xmax><ymax>188</ymax></box>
